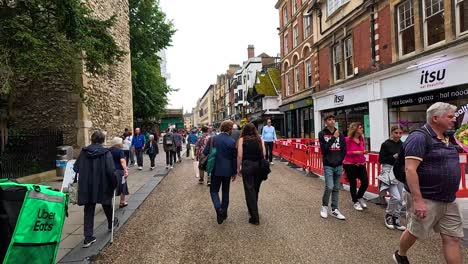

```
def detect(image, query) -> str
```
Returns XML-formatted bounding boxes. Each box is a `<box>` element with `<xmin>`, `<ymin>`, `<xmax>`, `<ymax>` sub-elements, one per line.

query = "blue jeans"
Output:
<box><xmin>210</xmin><ymin>175</ymin><xmax>231</xmax><ymax>212</ymax></box>
<box><xmin>322</xmin><ymin>165</ymin><xmax>343</xmax><ymax>209</ymax></box>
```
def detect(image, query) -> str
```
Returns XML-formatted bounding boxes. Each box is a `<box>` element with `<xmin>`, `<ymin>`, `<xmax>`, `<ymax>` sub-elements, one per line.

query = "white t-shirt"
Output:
<box><xmin>123</xmin><ymin>136</ymin><xmax>132</xmax><ymax>150</ymax></box>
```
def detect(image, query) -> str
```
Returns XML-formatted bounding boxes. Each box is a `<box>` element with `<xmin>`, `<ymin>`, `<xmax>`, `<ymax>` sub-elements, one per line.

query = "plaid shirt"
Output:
<box><xmin>195</xmin><ymin>133</ymin><xmax>210</xmax><ymax>158</ymax></box>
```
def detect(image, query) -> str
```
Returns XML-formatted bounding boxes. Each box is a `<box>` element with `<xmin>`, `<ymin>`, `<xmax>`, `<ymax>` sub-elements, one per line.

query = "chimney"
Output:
<box><xmin>247</xmin><ymin>45</ymin><xmax>255</xmax><ymax>59</ymax></box>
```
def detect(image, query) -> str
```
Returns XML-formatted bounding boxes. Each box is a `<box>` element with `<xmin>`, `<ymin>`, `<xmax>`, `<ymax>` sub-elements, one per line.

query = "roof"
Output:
<box><xmin>253</xmin><ymin>68</ymin><xmax>280</xmax><ymax>97</ymax></box>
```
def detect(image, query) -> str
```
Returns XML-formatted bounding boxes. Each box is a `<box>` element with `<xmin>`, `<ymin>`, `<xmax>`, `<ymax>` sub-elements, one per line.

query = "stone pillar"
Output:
<box><xmin>314</xmin><ymin>98</ymin><xmax>322</xmax><ymax>140</ymax></box>
<box><xmin>368</xmin><ymin>80</ymin><xmax>388</xmax><ymax>152</ymax></box>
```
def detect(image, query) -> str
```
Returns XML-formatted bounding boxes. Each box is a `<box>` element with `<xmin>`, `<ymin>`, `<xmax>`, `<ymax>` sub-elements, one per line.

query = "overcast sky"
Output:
<box><xmin>159</xmin><ymin>0</ymin><xmax>280</xmax><ymax>112</ymax></box>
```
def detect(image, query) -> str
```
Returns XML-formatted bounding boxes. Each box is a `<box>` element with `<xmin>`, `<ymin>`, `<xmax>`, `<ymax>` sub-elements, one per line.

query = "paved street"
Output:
<box><xmin>94</xmin><ymin>157</ymin><xmax>468</xmax><ymax>264</ymax></box>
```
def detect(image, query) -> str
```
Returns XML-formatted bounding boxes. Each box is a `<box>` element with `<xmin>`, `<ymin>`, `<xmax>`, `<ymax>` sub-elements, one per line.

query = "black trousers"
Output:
<box><xmin>135</xmin><ymin>148</ymin><xmax>144</xmax><ymax>166</ymax></box>
<box><xmin>149</xmin><ymin>154</ymin><xmax>156</xmax><ymax>167</ymax></box>
<box><xmin>165</xmin><ymin>151</ymin><xmax>176</xmax><ymax>166</ymax></box>
<box><xmin>343</xmin><ymin>164</ymin><xmax>369</xmax><ymax>203</ymax></box>
<box><xmin>176</xmin><ymin>146</ymin><xmax>182</xmax><ymax>161</ymax></box>
<box><xmin>186</xmin><ymin>144</ymin><xmax>190</xmax><ymax>157</ymax></box>
<box><xmin>264</xmin><ymin>142</ymin><xmax>274</xmax><ymax>162</ymax></box>
<box><xmin>210</xmin><ymin>175</ymin><xmax>231</xmax><ymax>212</ymax></box>
<box><xmin>84</xmin><ymin>203</ymin><xmax>112</xmax><ymax>240</ymax></box>
<box><xmin>242</xmin><ymin>160</ymin><xmax>263</xmax><ymax>221</ymax></box>
<box><xmin>124</xmin><ymin>150</ymin><xmax>130</xmax><ymax>166</ymax></box>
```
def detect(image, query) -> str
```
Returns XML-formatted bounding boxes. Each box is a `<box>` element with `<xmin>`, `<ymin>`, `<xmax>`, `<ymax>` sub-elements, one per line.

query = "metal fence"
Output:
<box><xmin>0</xmin><ymin>129</ymin><xmax>63</xmax><ymax>179</ymax></box>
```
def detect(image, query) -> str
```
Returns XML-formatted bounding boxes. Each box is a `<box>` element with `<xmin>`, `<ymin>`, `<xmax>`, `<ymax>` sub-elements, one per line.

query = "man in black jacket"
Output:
<box><xmin>73</xmin><ymin>131</ymin><xmax>118</xmax><ymax>248</ymax></box>
<box><xmin>318</xmin><ymin>114</ymin><xmax>347</xmax><ymax>220</ymax></box>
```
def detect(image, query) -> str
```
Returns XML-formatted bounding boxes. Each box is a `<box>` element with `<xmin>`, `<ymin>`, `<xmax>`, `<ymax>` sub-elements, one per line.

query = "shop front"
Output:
<box><xmin>279</xmin><ymin>98</ymin><xmax>314</xmax><ymax>138</ymax></box>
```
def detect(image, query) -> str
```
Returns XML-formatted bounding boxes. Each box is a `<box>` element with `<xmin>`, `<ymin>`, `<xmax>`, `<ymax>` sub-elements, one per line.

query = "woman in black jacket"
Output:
<box><xmin>237</xmin><ymin>123</ymin><xmax>266</xmax><ymax>225</ymax></box>
<box><xmin>73</xmin><ymin>131</ymin><xmax>118</xmax><ymax>248</ymax></box>
<box><xmin>378</xmin><ymin>125</ymin><xmax>405</xmax><ymax>231</ymax></box>
<box><xmin>144</xmin><ymin>134</ymin><xmax>159</xmax><ymax>170</ymax></box>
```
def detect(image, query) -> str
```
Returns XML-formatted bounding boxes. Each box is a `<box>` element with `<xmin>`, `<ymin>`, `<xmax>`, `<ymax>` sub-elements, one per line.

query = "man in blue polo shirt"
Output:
<box><xmin>261</xmin><ymin>119</ymin><xmax>277</xmax><ymax>165</ymax></box>
<box><xmin>131</xmin><ymin>127</ymin><xmax>146</xmax><ymax>170</ymax></box>
<box><xmin>393</xmin><ymin>102</ymin><xmax>463</xmax><ymax>264</ymax></box>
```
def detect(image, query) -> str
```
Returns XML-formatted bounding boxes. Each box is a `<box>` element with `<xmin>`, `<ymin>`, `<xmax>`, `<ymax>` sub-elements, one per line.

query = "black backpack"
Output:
<box><xmin>393</xmin><ymin>127</ymin><xmax>432</xmax><ymax>184</ymax></box>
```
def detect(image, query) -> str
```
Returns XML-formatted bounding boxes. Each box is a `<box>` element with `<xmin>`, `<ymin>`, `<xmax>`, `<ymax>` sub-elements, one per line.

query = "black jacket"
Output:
<box><xmin>378</xmin><ymin>139</ymin><xmax>402</xmax><ymax>165</ymax></box>
<box><xmin>318</xmin><ymin>127</ymin><xmax>346</xmax><ymax>167</ymax></box>
<box><xmin>73</xmin><ymin>144</ymin><xmax>117</xmax><ymax>205</ymax></box>
<box><xmin>144</xmin><ymin>140</ymin><xmax>159</xmax><ymax>155</ymax></box>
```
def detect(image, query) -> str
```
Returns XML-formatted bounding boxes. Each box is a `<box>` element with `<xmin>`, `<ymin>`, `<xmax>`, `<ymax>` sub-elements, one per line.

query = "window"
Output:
<box><xmin>456</xmin><ymin>0</ymin><xmax>468</xmax><ymax>35</ymax></box>
<box><xmin>333</xmin><ymin>44</ymin><xmax>343</xmax><ymax>81</ymax></box>
<box><xmin>293</xmin><ymin>25</ymin><xmax>299</xmax><ymax>47</ymax></box>
<box><xmin>305</xmin><ymin>60</ymin><xmax>312</xmax><ymax>88</ymax></box>
<box><xmin>344</xmin><ymin>38</ymin><xmax>353</xmax><ymax>78</ymax></box>
<box><xmin>292</xmin><ymin>0</ymin><xmax>297</xmax><ymax>14</ymax></box>
<box><xmin>294</xmin><ymin>67</ymin><xmax>299</xmax><ymax>92</ymax></box>
<box><xmin>327</xmin><ymin>0</ymin><xmax>349</xmax><ymax>15</ymax></box>
<box><xmin>283</xmin><ymin>6</ymin><xmax>288</xmax><ymax>26</ymax></box>
<box><xmin>397</xmin><ymin>0</ymin><xmax>416</xmax><ymax>56</ymax></box>
<box><xmin>284</xmin><ymin>34</ymin><xmax>289</xmax><ymax>54</ymax></box>
<box><xmin>423</xmin><ymin>0</ymin><xmax>445</xmax><ymax>46</ymax></box>
<box><xmin>285</xmin><ymin>73</ymin><xmax>291</xmax><ymax>96</ymax></box>
<box><xmin>304</xmin><ymin>15</ymin><xmax>311</xmax><ymax>38</ymax></box>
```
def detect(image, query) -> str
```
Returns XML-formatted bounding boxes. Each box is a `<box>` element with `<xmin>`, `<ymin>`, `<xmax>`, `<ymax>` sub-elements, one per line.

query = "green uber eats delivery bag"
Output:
<box><xmin>0</xmin><ymin>181</ymin><xmax>68</xmax><ymax>264</ymax></box>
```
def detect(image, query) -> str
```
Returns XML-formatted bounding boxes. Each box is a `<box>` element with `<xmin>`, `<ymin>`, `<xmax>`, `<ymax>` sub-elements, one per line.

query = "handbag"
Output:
<box><xmin>68</xmin><ymin>173</ymin><xmax>79</xmax><ymax>205</ymax></box>
<box><xmin>259</xmin><ymin>159</ymin><xmax>271</xmax><ymax>181</ymax></box>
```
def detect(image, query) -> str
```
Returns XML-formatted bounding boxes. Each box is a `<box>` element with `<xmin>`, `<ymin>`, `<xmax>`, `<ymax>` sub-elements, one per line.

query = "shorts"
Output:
<box><xmin>405</xmin><ymin>192</ymin><xmax>464</xmax><ymax>239</ymax></box>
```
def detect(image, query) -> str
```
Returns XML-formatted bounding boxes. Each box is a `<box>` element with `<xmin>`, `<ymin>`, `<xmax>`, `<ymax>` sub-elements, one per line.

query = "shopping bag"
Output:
<box><xmin>193</xmin><ymin>161</ymin><xmax>200</xmax><ymax>178</ymax></box>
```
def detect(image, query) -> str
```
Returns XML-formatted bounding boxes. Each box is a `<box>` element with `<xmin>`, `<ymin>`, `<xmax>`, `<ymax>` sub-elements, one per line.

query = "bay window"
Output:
<box><xmin>327</xmin><ymin>0</ymin><xmax>349</xmax><ymax>16</ymax></box>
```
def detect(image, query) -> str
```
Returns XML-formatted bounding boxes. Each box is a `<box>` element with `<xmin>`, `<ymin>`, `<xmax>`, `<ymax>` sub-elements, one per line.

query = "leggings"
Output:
<box><xmin>343</xmin><ymin>164</ymin><xmax>369</xmax><ymax>203</ymax></box>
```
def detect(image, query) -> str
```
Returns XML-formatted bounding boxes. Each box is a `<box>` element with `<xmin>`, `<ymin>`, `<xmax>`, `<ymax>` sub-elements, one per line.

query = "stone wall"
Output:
<box><xmin>11</xmin><ymin>0</ymin><xmax>133</xmax><ymax>151</ymax></box>
<box><xmin>83</xmin><ymin>0</ymin><xmax>133</xmax><ymax>143</ymax></box>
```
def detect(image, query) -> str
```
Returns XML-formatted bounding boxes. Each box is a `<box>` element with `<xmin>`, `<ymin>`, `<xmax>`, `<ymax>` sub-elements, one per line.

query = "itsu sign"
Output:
<box><xmin>334</xmin><ymin>94</ymin><xmax>344</xmax><ymax>105</ymax></box>
<box><xmin>420</xmin><ymin>68</ymin><xmax>446</xmax><ymax>89</ymax></box>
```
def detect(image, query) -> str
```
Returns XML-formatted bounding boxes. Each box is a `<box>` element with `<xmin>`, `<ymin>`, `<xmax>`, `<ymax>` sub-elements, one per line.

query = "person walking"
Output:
<box><xmin>203</xmin><ymin>120</ymin><xmax>237</xmax><ymax>224</ymax></box>
<box><xmin>122</xmin><ymin>132</ymin><xmax>131</xmax><ymax>166</ymax></box>
<box><xmin>173</xmin><ymin>131</ymin><xmax>183</xmax><ymax>163</ymax></box>
<box><xmin>237</xmin><ymin>123</ymin><xmax>266</xmax><ymax>225</ymax></box>
<box><xmin>378</xmin><ymin>125</ymin><xmax>406</xmax><ymax>231</ymax></box>
<box><xmin>318</xmin><ymin>114</ymin><xmax>347</xmax><ymax>220</ymax></box>
<box><xmin>196</xmin><ymin>126</ymin><xmax>211</xmax><ymax>184</ymax></box>
<box><xmin>163</xmin><ymin>129</ymin><xmax>176</xmax><ymax>169</ymax></box>
<box><xmin>109</xmin><ymin>137</ymin><xmax>129</xmax><ymax>208</ymax></box>
<box><xmin>393</xmin><ymin>102</ymin><xmax>463</xmax><ymax>264</ymax></box>
<box><xmin>73</xmin><ymin>131</ymin><xmax>118</xmax><ymax>248</ymax></box>
<box><xmin>127</xmin><ymin>132</ymin><xmax>135</xmax><ymax>167</ymax></box>
<box><xmin>144</xmin><ymin>135</ymin><xmax>159</xmax><ymax>170</ymax></box>
<box><xmin>261</xmin><ymin>119</ymin><xmax>277</xmax><ymax>165</ymax></box>
<box><xmin>343</xmin><ymin>122</ymin><xmax>369</xmax><ymax>211</ymax></box>
<box><xmin>187</xmin><ymin>130</ymin><xmax>198</xmax><ymax>160</ymax></box>
<box><xmin>131</xmin><ymin>128</ymin><xmax>146</xmax><ymax>170</ymax></box>
<box><xmin>230</xmin><ymin>124</ymin><xmax>241</xmax><ymax>143</ymax></box>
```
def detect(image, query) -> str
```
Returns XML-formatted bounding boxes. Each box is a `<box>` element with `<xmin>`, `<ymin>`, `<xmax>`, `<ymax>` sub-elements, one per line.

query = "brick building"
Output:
<box><xmin>277</xmin><ymin>0</ymin><xmax>468</xmax><ymax>150</ymax></box>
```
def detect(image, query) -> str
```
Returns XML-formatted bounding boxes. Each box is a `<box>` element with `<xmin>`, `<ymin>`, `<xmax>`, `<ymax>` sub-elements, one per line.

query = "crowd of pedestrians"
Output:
<box><xmin>317</xmin><ymin>102</ymin><xmax>464</xmax><ymax>264</ymax></box>
<box><xmin>72</xmin><ymin>103</ymin><xmax>464</xmax><ymax>263</ymax></box>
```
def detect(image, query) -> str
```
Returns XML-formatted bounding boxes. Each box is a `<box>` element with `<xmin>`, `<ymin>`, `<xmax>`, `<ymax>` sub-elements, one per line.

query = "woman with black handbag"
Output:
<box><xmin>237</xmin><ymin>123</ymin><xmax>267</xmax><ymax>225</ymax></box>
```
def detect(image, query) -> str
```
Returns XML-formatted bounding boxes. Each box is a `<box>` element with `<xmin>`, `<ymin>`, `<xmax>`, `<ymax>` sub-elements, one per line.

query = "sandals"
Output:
<box><xmin>119</xmin><ymin>203</ymin><xmax>128</xmax><ymax>208</ymax></box>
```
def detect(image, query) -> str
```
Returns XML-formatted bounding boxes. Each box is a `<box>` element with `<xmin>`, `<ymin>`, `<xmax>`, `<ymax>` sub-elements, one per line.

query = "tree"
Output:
<box><xmin>0</xmin><ymin>0</ymin><xmax>125</xmax><ymax>122</ymax></box>
<box><xmin>129</xmin><ymin>0</ymin><xmax>175</xmax><ymax>121</ymax></box>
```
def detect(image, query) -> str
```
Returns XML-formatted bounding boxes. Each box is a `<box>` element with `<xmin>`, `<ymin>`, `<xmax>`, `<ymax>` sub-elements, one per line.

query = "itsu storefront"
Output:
<box><xmin>314</xmin><ymin>44</ymin><xmax>468</xmax><ymax>152</ymax></box>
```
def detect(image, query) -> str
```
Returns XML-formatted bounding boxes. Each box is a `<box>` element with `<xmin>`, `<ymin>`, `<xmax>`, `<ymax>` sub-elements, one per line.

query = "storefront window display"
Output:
<box><xmin>321</xmin><ymin>103</ymin><xmax>370</xmax><ymax>149</ymax></box>
<box><xmin>389</xmin><ymin>84</ymin><xmax>468</xmax><ymax>141</ymax></box>
<box><xmin>300</xmin><ymin>107</ymin><xmax>314</xmax><ymax>138</ymax></box>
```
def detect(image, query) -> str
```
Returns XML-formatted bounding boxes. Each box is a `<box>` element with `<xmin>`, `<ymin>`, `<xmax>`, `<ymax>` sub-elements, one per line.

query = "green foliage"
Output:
<box><xmin>130</xmin><ymin>0</ymin><xmax>175</xmax><ymax>121</ymax></box>
<box><xmin>0</xmin><ymin>0</ymin><xmax>125</xmax><ymax>98</ymax></box>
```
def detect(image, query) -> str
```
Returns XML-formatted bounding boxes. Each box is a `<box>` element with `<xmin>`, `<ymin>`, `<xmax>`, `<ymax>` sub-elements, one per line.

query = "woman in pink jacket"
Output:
<box><xmin>343</xmin><ymin>122</ymin><xmax>369</xmax><ymax>211</ymax></box>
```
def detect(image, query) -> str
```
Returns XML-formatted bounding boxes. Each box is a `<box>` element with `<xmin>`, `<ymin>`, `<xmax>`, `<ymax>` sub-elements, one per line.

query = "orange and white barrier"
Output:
<box><xmin>273</xmin><ymin>139</ymin><xmax>468</xmax><ymax>198</ymax></box>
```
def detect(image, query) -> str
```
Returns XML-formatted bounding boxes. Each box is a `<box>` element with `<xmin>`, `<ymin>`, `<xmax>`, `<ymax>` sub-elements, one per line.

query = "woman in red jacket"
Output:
<box><xmin>343</xmin><ymin>122</ymin><xmax>369</xmax><ymax>211</ymax></box>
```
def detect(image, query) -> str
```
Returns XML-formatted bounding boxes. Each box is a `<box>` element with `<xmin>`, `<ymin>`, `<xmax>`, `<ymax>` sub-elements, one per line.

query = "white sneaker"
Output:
<box><xmin>320</xmin><ymin>206</ymin><xmax>328</xmax><ymax>218</ymax></box>
<box><xmin>138</xmin><ymin>166</ymin><xmax>143</xmax><ymax>170</ymax></box>
<box><xmin>354</xmin><ymin>202</ymin><xmax>363</xmax><ymax>211</ymax></box>
<box><xmin>270</xmin><ymin>162</ymin><xmax>274</xmax><ymax>165</ymax></box>
<box><xmin>150</xmin><ymin>167</ymin><xmax>154</xmax><ymax>170</ymax></box>
<box><xmin>170</xmin><ymin>166</ymin><xmax>174</xmax><ymax>169</ymax></box>
<box><xmin>331</xmin><ymin>209</ymin><xmax>346</xmax><ymax>220</ymax></box>
<box><xmin>358</xmin><ymin>198</ymin><xmax>367</xmax><ymax>209</ymax></box>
